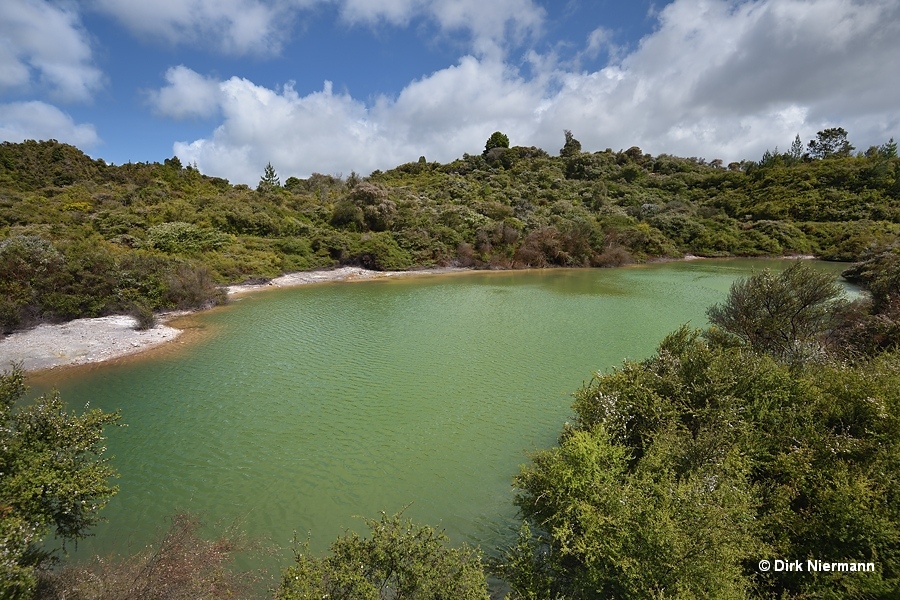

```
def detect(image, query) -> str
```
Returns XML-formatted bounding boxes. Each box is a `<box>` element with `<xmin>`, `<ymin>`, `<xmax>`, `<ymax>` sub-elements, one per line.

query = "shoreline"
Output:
<box><xmin>225</xmin><ymin>265</ymin><xmax>468</xmax><ymax>295</ymax></box>
<box><xmin>0</xmin><ymin>257</ymin><xmax>824</xmax><ymax>374</ymax></box>
<box><xmin>0</xmin><ymin>266</ymin><xmax>467</xmax><ymax>374</ymax></box>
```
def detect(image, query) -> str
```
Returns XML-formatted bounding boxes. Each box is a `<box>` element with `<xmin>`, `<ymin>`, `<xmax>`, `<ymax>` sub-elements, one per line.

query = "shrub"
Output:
<box><xmin>145</xmin><ymin>222</ymin><xmax>231</xmax><ymax>255</ymax></box>
<box><xmin>36</xmin><ymin>514</ymin><xmax>267</xmax><ymax>600</ymax></box>
<box><xmin>503</xmin><ymin>328</ymin><xmax>900</xmax><ymax>599</ymax></box>
<box><xmin>277</xmin><ymin>512</ymin><xmax>489</xmax><ymax>600</ymax></box>
<box><xmin>0</xmin><ymin>365</ymin><xmax>120</xmax><ymax>599</ymax></box>
<box><xmin>164</xmin><ymin>264</ymin><xmax>226</xmax><ymax>309</ymax></box>
<box><xmin>706</xmin><ymin>261</ymin><xmax>847</xmax><ymax>362</ymax></box>
<box><xmin>130</xmin><ymin>301</ymin><xmax>156</xmax><ymax>330</ymax></box>
<box><xmin>347</xmin><ymin>232</ymin><xmax>413</xmax><ymax>271</ymax></box>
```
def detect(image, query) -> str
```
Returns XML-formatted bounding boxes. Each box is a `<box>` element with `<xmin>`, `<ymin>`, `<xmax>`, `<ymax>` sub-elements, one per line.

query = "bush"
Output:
<box><xmin>36</xmin><ymin>514</ymin><xmax>268</xmax><ymax>600</ymax></box>
<box><xmin>503</xmin><ymin>328</ymin><xmax>900</xmax><ymax>599</ymax></box>
<box><xmin>277</xmin><ymin>512</ymin><xmax>489</xmax><ymax>600</ymax></box>
<box><xmin>0</xmin><ymin>365</ymin><xmax>120</xmax><ymax>599</ymax></box>
<box><xmin>145</xmin><ymin>222</ymin><xmax>231</xmax><ymax>255</ymax></box>
<box><xmin>706</xmin><ymin>261</ymin><xmax>846</xmax><ymax>362</ymax></box>
<box><xmin>130</xmin><ymin>301</ymin><xmax>156</xmax><ymax>330</ymax></box>
<box><xmin>164</xmin><ymin>264</ymin><xmax>226</xmax><ymax>309</ymax></box>
<box><xmin>346</xmin><ymin>232</ymin><xmax>413</xmax><ymax>271</ymax></box>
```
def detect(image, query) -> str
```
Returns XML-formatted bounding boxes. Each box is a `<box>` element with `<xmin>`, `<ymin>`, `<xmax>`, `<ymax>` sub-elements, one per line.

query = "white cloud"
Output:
<box><xmin>338</xmin><ymin>0</ymin><xmax>545</xmax><ymax>57</ymax></box>
<box><xmin>168</xmin><ymin>0</ymin><xmax>900</xmax><ymax>183</ymax></box>
<box><xmin>168</xmin><ymin>59</ymin><xmax>545</xmax><ymax>183</ymax></box>
<box><xmin>0</xmin><ymin>101</ymin><xmax>100</xmax><ymax>147</ymax></box>
<box><xmin>533</xmin><ymin>0</ymin><xmax>900</xmax><ymax>161</ymax></box>
<box><xmin>149</xmin><ymin>66</ymin><xmax>222</xmax><ymax>119</ymax></box>
<box><xmin>174</xmin><ymin>77</ymin><xmax>400</xmax><ymax>184</ymax></box>
<box><xmin>92</xmin><ymin>0</ymin><xmax>545</xmax><ymax>58</ymax></box>
<box><xmin>0</xmin><ymin>0</ymin><xmax>103</xmax><ymax>102</ymax></box>
<box><xmin>91</xmin><ymin>0</ymin><xmax>291</xmax><ymax>55</ymax></box>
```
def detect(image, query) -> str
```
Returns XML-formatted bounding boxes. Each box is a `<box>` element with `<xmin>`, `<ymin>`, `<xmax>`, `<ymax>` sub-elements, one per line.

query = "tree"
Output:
<box><xmin>706</xmin><ymin>261</ymin><xmax>846</xmax><ymax>361</ymax></box>
<box><xmin>483</xmin><ymin>131</ymin><xmax>510</xmax><ymax>156</ymax></box>
<box><xmin>788</xmin><ymin>134</ymin><xmax>804</xmax><ymax>163</ymax></box>
<box><xmin>560</xmin><ymin>130</ymin><xmax>582</xmax><ymax>157</ymax></box>
<box><xmin>258</xmin><ymin>162</ymin><xmax>281</xmax><ymax>191</ymax></box>
<box><xmin>806</xmin><ymin>127</ymin><xmax>854</xmax><ymax>159</ymax></box>
<box><xmin>277</xmin><ymin>511</ymin><xmax>490</xmax><ymax>600</ymax></box>
<box><xmin>0</xmin><ymin>364</ymin><xmax>120</xmax><ymax>598</ymax></box>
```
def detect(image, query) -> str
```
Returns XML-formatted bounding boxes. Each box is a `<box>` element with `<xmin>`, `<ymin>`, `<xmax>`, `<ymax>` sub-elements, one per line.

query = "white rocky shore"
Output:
<box><xmin>0</xmin><ymin>315</ymin><xmax>183</xmax><ymax>373</ymax></box>
<box><xmin>225</xmin><ymin>265</ymin><xmax>463</xmax><ymax>294</ymax></box>
<box><xmin>0</xmin><ymin>266</ymin><xmax>464</xmax><ymax>373</ymax></box>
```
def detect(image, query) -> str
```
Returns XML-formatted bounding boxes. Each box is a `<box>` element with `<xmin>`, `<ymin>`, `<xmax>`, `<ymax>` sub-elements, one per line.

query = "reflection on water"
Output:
<box><xmin>27</xmin><ymin>260</ymin><xmax>853</xmax><ymax>568</ymax></box>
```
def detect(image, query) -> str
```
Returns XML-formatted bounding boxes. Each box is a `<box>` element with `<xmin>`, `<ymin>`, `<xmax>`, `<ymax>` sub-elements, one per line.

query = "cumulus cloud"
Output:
<box><xmin>92</xmin><ymin>0</ymin><xmax>544</xmax><ymax>58</ymax></box>
<box><xmin>0</xmin><ymin>101</ymin><xmax>100</xmax><ymax>147</ymax></box>
<box><xmin>168</xmin><ymin>59</ymin><xmax>546</xmax><ymax>183</ymax></box>
<box><xmin>174</xmin><ymin>77</ymin><xmax>402</xmax><ymax>184</ymax></box>
<box><xmin>0</xmin><ymin>0</ymin><xmax>103</xmax><ymax>102</ymax></box>
<box><xmin>538</xmin><ymin>0</ymin><xmax>900</xmax><ymax>160</ymax></box>
<box><xmin>166</xmin><ymin>0</ymin><xmax>900</xmax><ymax>183</ymax></box>
<box><xmin>338</xmin><ymin>0</ymin><xmax>545</xmax><ymax>56</ymax></box>
<box><xmin>91</xmin><ymin>0</ymin><xmax>292</xmax><ymax>55</ymax></box>
<box><xmin>149</xmin><ymin>66</ymin><xmax>222</xmax><ymax>119</ymax></box>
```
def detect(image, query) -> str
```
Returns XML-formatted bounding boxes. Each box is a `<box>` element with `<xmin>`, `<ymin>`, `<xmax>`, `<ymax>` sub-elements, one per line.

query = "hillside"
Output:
<box><xmin>1</xmin><ymin>133</ymin><xmax>899</xmax><ymax>332</ymax></box>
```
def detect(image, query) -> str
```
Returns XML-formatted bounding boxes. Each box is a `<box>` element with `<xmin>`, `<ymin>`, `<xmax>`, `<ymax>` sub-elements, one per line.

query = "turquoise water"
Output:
<box><xmin>29</xmin><ymin>259</ymin><xmax>851</xmax><ymax>566</ymax></box>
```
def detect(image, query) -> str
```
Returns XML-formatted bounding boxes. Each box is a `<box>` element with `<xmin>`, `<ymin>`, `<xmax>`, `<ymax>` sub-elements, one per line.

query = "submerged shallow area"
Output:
<box><xmin>28</xmin><ymin>259</ymin><xmax>851</xmax><ymax>565</ymax></box>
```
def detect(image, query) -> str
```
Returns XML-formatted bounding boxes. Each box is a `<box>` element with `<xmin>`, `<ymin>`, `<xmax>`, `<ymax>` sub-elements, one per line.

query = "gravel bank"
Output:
<box><xmin>0</xmin><ymin>316</ymin><xmax>182</xmax><ymax>373</ymax></box>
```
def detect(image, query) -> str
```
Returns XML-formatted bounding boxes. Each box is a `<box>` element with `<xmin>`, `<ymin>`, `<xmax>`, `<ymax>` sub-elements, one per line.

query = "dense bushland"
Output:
<box><xmin>2</xmin><ymin>131</ymin><xmax>900</xmax><ymax>331</ymax></box>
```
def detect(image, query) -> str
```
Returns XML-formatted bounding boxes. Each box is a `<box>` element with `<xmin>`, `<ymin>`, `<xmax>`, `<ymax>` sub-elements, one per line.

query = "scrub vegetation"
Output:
<box><xmin>2</xmin><ymin>128</ymin><xmax>899</xmax><ymax>332</ymax></box>
<box><xmin>3</xmin><ymin>130</ymin><xmax>900</xmax><ymax>598</ymax></box>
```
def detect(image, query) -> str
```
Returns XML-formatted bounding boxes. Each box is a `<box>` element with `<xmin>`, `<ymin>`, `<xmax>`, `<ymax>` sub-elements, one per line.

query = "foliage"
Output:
<box><xmin>559</xmin><ymin>130</ymin><xmax>582</xmax><ymax>158</ymax></box>
<box><xmin>2</xmin><ymin>133</ymin><xmax>900</xmax><ymax>329</ymax></box>
<box><xmin>129</xmin><ymin>300</ymin><xmax>156</xmax><ymax>330</ymax></box>
<box><xmin>0</xmin><ymin>364</ymin><xmax>120</xmax><ymax>599</ymax></box>
<box><xmin>277</xmin><ymin>512</ymin><xmax>490</xmax><ymax>600</ymax></box>
<box><xmin>835</xmin><ymin>244</ymin><xmax>900</xmax><ymax>355</ymax></box>
<box><xmin>504</xmin><ymin>327</ymin><xmax>900</xmax><ymax>599</ymax></box>
<box><xmin>35</xmin><ymin>513</ymin><xmax>269</xmax><ymax>600</ymax></box>
<box><xmin>144</xmin><ymin>222</ymin><xmax>231</xmax><ymax>255</ymax></box>
<box><xmin>807</xmin><ymin>127</ymin><xmax>855</xmax><ymax>160</ymax></box>
<box><xmin>258</xmin><ymin>162</ymin><xmax>281</xmax><ymax>192</ymax></box>
<box><xmin>483</xmin><ymin>131</ymin><xmax>510</xmax><ymax>155</ymax></box>
<box><xmin>706</xmin><ymin>261</ymin><xmax>847</xmax><ymax>362</ymax></box>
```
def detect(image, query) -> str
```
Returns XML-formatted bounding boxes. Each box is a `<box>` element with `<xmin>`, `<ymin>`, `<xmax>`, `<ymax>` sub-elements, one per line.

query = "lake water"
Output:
<box><xmin>28</xmin><ymin>259</ymin><xmax>851</xmax><ymax>568</ymax></box>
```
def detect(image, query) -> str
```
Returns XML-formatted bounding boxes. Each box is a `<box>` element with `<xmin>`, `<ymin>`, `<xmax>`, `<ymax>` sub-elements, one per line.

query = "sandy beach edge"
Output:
<box><xmin>0</xmin><ymin>256</ymin><xmax>822</xmax><ymax>374</ymax></box>
<box><xmin>0</xmin><ymin>266</ymin><xmax>467</xmax><ymax>373</ymax></box>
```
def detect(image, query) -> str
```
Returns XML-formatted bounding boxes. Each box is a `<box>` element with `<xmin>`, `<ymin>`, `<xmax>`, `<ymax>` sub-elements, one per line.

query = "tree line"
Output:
<box><xmin>1</xmin><ymin>128</ymin><xmax>899</xmax><ymax>332</ymax></box>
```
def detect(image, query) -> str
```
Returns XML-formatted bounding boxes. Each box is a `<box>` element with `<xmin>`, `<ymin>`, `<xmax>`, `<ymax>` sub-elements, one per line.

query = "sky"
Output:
<box><xmin>1</xmin><ymin>0</ymin><xmax>899</xmax><ymax>186</ymax></box>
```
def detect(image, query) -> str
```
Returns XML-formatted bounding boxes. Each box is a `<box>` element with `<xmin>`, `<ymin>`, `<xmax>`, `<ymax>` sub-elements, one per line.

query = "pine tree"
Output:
<box><xmin>788</xmin><ymin>134</ymin><xmax>804</xmax><ymax>162</ymax></box>
<box><xmin>258</xmin><ymin>162</ymin><xmax>281</xmax><ymax>191</ymax></box>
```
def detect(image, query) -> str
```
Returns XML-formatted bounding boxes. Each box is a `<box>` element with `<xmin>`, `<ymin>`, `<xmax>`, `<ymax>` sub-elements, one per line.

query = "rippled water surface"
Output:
<box><xmin>30</xmin><ymin>260</ymin><xmax>850</xmax><ymax>563</ymax></box>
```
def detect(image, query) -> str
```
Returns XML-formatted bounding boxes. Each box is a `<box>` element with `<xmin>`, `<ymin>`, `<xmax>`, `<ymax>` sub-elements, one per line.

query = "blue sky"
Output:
<box><xmin>2</xmin><ymin>0</ymin><xmax>899</xmax><ymax>185</ymax></box>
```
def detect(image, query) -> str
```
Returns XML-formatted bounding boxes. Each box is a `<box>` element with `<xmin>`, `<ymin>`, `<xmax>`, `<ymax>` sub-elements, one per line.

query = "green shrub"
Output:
<box><xmin>145</xmin><ymin>222</ymin><xmax>231</xmax><ymax>255</ymax></box>
<box><xmin>347</xmin><ymin>232</ymin><xmax>413</xmax><ymax>271</ymax></box>
<box><xmin>278</xmin><ymin>512</ymin><xmax>489</xmax><ymax>600</ymax></box>
<box><xmin>130</xmin><ymin>301</ymin><xmax>156</xmax><ymax>330</ymax></box>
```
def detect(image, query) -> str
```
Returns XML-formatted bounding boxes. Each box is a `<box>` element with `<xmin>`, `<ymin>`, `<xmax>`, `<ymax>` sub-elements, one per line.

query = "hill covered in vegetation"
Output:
<box><xmin>1</xmin><ymin>129</ymin><xmax>898</xmax><ymax>331</ymax></box>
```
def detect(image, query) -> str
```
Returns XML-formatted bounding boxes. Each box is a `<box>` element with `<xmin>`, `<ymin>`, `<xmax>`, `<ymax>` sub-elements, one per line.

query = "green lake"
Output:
<box><xmin>29</xmin><ymin>259</ymin><xmax>853</xmax><ymax>568</ymax></box>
